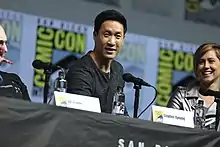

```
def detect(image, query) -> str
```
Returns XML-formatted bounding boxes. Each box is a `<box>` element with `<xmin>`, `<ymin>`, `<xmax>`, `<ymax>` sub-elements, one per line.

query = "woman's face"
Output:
<box><xmin>196</xmin><ymin>49</ymin><xmax>220</xmax><ymax>85</ymax></box>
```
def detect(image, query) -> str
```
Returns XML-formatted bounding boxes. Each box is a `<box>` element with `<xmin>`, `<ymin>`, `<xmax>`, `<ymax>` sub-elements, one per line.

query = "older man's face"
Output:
<box><xmin>0</xmin><ymin>25</ymin><xmax>8</xmax><ymax>63</ymax></box>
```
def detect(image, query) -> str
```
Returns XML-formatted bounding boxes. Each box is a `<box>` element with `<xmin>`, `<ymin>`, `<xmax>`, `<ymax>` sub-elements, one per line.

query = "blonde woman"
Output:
<box><xmin>167</xmin><ymin>43</ymin><xmax>220</xmax><ymax>130</ymax></box>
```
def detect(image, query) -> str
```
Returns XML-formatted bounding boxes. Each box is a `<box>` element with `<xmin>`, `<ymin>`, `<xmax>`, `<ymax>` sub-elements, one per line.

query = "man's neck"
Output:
<box><xmin>90</xmin><ymin>51</ymin><xmax>112</xmax><ymax>73</ymax></box>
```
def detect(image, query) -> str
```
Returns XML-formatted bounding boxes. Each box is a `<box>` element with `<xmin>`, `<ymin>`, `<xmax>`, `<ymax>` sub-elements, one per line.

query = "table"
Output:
<box><xmin>0</xmin><ymin>96</ymin><xmax>220</xmax><ymax>147</ymax></box>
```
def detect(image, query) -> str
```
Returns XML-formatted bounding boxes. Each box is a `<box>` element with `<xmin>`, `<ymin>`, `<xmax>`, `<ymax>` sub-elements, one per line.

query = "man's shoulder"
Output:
<box><xmin>69</xmin><ymin>53</ymin><xmax>94</xmax><ymax>70</ymax></box>
<box><xmin>0</xmin><ymin>71</ymin><xmax>26</xmax><ymax>88</ymax></box>
<box><xmin>0</xmin><ymin>71</ymin><xmax>20</xmax><ymax>80</ymax></box>
<box><xmin>112</xmin><ymin>60</ymin><xmax>123</xmax><ymax>67</ymax></box>
<box><xmin>112</xmin><ymin>60</ymin><xmax>123</xmax><ymax>72</ymax></box>
<box><xmin>66</xmin><ymin>53</ymin><xmax>95</xmax><ymax>79</ymax></box>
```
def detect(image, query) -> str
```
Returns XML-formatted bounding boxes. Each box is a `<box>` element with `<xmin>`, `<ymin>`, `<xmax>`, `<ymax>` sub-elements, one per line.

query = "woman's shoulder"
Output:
<box><xmin>172</xmin><ymin>86</ymin><xmax>188</xmax><ymax>94</ymax></box>
<box><xmin>173</xmin><ymin>80</ymin><xmax>199</xmax><ymax>93</ymax></box>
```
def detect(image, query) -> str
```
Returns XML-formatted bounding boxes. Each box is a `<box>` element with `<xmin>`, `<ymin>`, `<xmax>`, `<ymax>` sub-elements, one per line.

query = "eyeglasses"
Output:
<box><xmin>0</xmin><ymin>40</ymin><xmax>7</xmax><ymax>46</ymax></box>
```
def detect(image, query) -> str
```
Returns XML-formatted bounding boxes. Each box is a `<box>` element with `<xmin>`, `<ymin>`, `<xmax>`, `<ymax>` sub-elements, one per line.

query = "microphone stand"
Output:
<box><xmin>133</xmin><ymin>84</ymin><xmax>141</xmax><ymax>118</ymax></box>
<box><xmin>215</xmin><ymin>97</ymin><xmax>220</xmax><ymax>131</ymax></box>
<box><xmin>43</xmin><ymin>68</ymin><xmax>52</xmax><ymax>104</ymax></box>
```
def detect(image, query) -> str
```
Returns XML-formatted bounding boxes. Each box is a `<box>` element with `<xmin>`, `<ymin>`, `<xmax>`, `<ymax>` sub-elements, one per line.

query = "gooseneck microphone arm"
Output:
<box><xmin>123</xmin><ymin>73</ymin><xmax>157</xmax><ymax>118</ymax></box>
<box><xmin>138</xmin><ymin>85</ymin><xmax>158</xmax><ymax>118</ymax></box>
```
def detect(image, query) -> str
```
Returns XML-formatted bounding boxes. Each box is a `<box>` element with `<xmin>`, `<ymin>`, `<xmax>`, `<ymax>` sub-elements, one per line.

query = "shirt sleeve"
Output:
<box><xmin>66</xmin><ymin>67</ymin><xmax>93</xmax><ymax>96</ymax></box>
<box><xmin>167</xmin><ymin>86</ymin><xmax>185</xmax><ymax>110</ymax></box>
<box><xmin>11</xmin><ymin>73</ymin><xmax>31</xmax><ymax>101</ymax></box>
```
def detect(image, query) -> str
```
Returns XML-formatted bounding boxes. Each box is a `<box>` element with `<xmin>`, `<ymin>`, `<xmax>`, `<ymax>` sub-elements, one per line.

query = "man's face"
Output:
<box><xmin>0</xmin><ymin>26</ymin><xmax>8</xmax><ymax>63</ymax></box>
<box><xmin>94</xmin><ymin>20</ymin><xmax>124</xmax><ymax>60</ymax></box>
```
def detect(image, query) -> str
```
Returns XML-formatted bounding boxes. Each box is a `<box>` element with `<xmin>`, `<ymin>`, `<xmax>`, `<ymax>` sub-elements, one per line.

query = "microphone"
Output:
<box><xmin>199</xmin><ymin>89</ymin><xmax>220</xmax><ymax>98</ymax></box>
<box><xmin>32</xmin><ymin>60</ymin><xmax>62</xmax><ymax>104</ymax></box>
<box><xmin>32</xmin><ymin>60</ymin><xmax>60</xmax><ymax>71</ymax></box>
<box><xmin>122</xmin><ymin>73</ymin><xmax>151</xmax><ymax>87</ymax></box>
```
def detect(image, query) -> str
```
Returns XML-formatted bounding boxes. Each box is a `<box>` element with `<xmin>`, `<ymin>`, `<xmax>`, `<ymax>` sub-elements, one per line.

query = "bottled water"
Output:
<box><xmin>54</xmin><ymin>70</ymin><xmax>67</xmax><ymax>92</ymax></box>
<box><xmin>194</xmin><ymin>100</ymin><xmax>206</xmax><ymax>129</ymax></box>
<box><xmin>112</xmin><ymin>86</ymin><xmax>125</xmax><ymax>115</ymax></box>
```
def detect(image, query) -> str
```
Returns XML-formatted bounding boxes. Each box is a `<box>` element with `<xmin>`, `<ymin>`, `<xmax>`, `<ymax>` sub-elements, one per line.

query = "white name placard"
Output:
<box><xmin>152</xmin><ymin>105</ymin><xmax>194</xmax><ymax>128</ymax></box>
<box><xmin>54</xmin><ymin>91</ymin><xmax>101</xmax><ymax>113</ymax></box>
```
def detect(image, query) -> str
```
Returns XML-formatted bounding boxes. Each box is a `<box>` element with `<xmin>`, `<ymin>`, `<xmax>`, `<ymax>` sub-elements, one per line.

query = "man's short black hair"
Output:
<box><xmin>94</xmin><ymin>9</ymin><xmax>127</xmax><ymax>34</ymax></box>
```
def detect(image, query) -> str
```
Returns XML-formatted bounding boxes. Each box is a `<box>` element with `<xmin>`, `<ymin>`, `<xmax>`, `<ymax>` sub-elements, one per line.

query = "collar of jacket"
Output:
<box><xmin>184</xmin><ymin>82</ymin><xmax>200</xmax><ymax>110</ymax></box>
<box><xmin>185</xmin><ymin>85</ymin><xmax>200</xmax><ymax>98</ymax></box>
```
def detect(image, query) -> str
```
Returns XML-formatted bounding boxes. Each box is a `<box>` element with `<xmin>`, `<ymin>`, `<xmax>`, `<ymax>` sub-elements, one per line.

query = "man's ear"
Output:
<box><xmin>121</xmin><ymin>35</ymin><xmax>125</xmax><ymax>46</ymax></box>
<box><xmin>122</xmin><ymin>40</ymin><xmax>124</xmax><ymax>47</ymax></box>
<box><xmin>93</xmin><ymin>31</ymin><xmax>97</xmax><ymax>40</ymax></box>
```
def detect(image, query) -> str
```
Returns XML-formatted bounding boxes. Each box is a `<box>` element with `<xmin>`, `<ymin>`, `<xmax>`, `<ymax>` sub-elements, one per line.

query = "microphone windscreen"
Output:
<box><xmin>122</xmin><ymin>73</ymin><xmax>133</xmax><ymax>82</ymax></box>
<box><xmin>32</xmin><ymin>60</ymin><xmax>41</xmax><ymax>69</ymax></box>
<box><xmin>32</xmin><ymin>60</ymin><xmax>50</xmax><ymax>70</ymax></box>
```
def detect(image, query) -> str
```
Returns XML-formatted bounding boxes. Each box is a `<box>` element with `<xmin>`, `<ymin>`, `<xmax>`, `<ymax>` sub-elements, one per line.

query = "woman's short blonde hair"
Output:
<box><xmin>194</xmin><ymin>43</ymin><xmax>220</xmax><ymax>77</ymax></box>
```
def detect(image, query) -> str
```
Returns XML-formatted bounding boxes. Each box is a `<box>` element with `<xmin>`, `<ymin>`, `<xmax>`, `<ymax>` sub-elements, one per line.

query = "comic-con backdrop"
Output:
<box><xmin>0</xmin><ymin>9</ymin><xmax>198</xmax><ymax>119</ymax></box>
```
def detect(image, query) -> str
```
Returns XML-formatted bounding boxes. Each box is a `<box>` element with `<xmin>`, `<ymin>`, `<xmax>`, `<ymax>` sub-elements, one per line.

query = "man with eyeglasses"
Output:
<box><xmin>0</xmin><ymin>25</ymin><xmax>30</xmax><ymax>101</ymax></box>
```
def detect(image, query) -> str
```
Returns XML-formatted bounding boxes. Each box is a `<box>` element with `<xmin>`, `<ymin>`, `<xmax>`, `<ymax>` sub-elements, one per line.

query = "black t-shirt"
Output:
<box><xmin>66</xmin><ymin>52</ymin><xmax>125</xmax><ymax>113</ymax></box>
<box><xmin>0</xmin><ymin>70</ymin><xmax>30</xmax><ymax>101</ymax></box>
